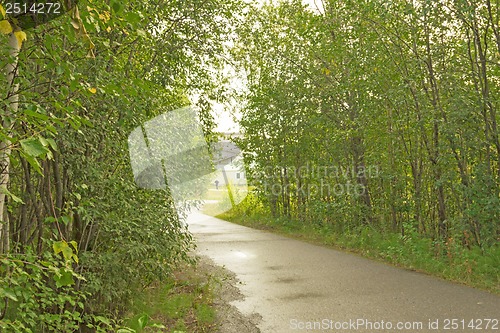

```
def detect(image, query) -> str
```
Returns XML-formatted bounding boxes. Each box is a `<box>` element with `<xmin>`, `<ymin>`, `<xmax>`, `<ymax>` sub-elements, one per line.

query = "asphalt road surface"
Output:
<box><xmin>187</xmin><ymin>211</ymin><xmax>500</xmax><ymax>333</ymax></box>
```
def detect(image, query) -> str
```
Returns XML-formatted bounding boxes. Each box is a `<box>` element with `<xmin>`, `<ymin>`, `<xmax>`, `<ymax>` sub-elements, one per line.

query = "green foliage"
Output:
<box><xmin>121</xmin><ymin>313</ymin><xmax>166</xmax><ymax>332</ymax></box>
<box><xmin>0</xmin><ymin>243</ymin><xmax>87</xmax><ymax>332</ymax></box>
<box><xmin>233</xmin><ymin>0</ymin><xmax>500</xmax><ymax>280</ymax></box>
<box><xmin>1</xmin><ymin>0</ymin><xmax>243</xmax><ymax>330</ymax></box>
<box><xmin>123</xmin><ymin>262</ymin><xmax>219</xmax><ymax>332</ymax></box>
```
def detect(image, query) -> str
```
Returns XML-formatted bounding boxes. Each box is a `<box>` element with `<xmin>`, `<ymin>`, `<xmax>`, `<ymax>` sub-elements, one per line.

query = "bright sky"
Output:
<box><xmin>213</xmin><ymin>103</ymin><xmax>240</xmax><ymax>133</ymax></box>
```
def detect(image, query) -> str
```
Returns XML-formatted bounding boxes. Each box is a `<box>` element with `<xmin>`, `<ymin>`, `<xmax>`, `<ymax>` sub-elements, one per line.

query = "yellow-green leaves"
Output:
<box><xmin>0</xmin><ymin>4</ymin><xmax>10</xmax><ymax>34</ymax></box>
<box><xmin>49</xmin><ymin>240</ymin><xmax>82</xmax><ymax>288</ymax></box>
<box><xmin>98</xmin><ymin>10</ymin><xmax>111</xmax><ymax>23</ymax></box>
<box><xmin>14</xmin><ymin>30</ymin><xmax>27</xmax><ymax>47</ymax></box>
<box><xmin>52</xmin><ymin>240</ymin><xmax>79</xmax><ymax>287</ymax></box>
<box><xmin>52</xmin><ymin>240</ymin><xmax>83</xmax><ymax>288</ymax></box>
<box><xmin>0</xmin><ymin>17</ymin><xmax>28</xmax><ymax>49</ymax></box>
<box><xmin>71</xmin><ymin>6</ymin><xmax>95</xmax><ymax>57</ymax></box>
<box><xmin>1</xmin><ymin>4</ymin><xmax>24</xmax><ymax>48</ymax></box>
<box><xmin>53</xmin><ymin>240</ymin><xmax>79</xmax><ymax>264</ymax></box>
<box><xmin>0</xmin><ymin>20</ymin><xmax>12</xmax><ymax>34</ymax></box>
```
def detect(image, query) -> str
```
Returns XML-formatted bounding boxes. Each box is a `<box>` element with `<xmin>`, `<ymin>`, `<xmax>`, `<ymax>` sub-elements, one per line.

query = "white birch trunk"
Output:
<box><xmin>0</xmin><ymin>31</ymin><xmax>20</xmax><ymax>253</ymax></box>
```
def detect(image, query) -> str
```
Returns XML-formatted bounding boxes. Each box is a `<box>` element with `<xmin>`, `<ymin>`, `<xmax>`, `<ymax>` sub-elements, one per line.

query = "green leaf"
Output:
<box><xmin>44</xmin><ymin>216</ymin><xmax>57</xmax><ymax>224</ymax></box>
<box><xmin>0</xmin><ymin>187</ymin><xmax>24</xmax><ymax>204</ymax></box>
<box><xmin>117</xmin><ymin>329</ymin><xmax>135</xmax><ymax>333</ymax></box>
<box><xmin>20</xmin><ymin>138</ymin><xmax>50</xmax><ymax>158</ymax></box>
<box><xmin>24</xmin><ymin>107</ymin><xmax>49</xmax><ymax>121</ymax></box>
<box><xmin>79</xmin><ymin>117</ymin><xmax>94</xmax><ymax>127</ymax></box>
<box><xmin>112</xmin><ymin>1</ymin><xmax>122</xmax><ymax>13</ymax></box>
<box><xmin>62</xmin><ymin>245</ymin><xmax>73</xmax><ymax>261</ymax></box>
<box><xmin>137</xmin><ymin>314</ymin><xmax>149</xmax><ymax>328</ymax></box>
<box><xmin>94</xmin><ymin>315</ymin><xmax>111</xmax><ymax>325</ymax></box>
<box><xmin>54</xmin><ymin>240</ymin><xmax>79</xmax><ymax>263</ymax></box>
<box><xmin>61</xmin><ymin>215</ymin><xmax>70</xmax><ymax>225</ymax></box>
<box><xmin>23</xmin><ymin>154</ymin><xmax>42</xmax><ymax>175</ymax></box>
<box><xmin>46</xmin><ymin>138</ymin><xmax>58</xmax><ymax>151</ymax></box>
<box><xmin>54</xmin><ymin>268</ymin><xmax>74</xmax><ymax>287</ymax></box>
<box><xmin>38</xmin><ymin>136</ymin><xmax>49</xmax><ymax>147</ymax></box>
<box><xmin>125</xmin><ymin>12</ymin><xmax>141</xmax><ymax>24</ymax></box>
<box><xmin>40</xmin><ymin>261</ymin><xmax>52</xmax><ymax>267</ymax></box>
<box><xmin>0</xmin><ymin>287</ymin><xmax>18</xmax><ymax>301</ymax></box>
<box><xmin>69</xmin><ymin>240</ymin><xmax>78</xmax><ymax>253</ymax></box>
<box><xmin>53</xmin><ymin>240</ymin><xmax>66</xmax><ymax>254</ymax></box>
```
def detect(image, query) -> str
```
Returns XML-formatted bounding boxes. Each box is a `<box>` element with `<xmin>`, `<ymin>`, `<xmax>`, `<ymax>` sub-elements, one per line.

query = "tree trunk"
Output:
<box><xmin>0</xmin><ymin>31</ymin><xmax>21</xmax><ymax>253</ymax></box>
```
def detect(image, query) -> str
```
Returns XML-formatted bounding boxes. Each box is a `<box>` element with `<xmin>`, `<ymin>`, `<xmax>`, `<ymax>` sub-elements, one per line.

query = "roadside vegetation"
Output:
<box><xmin>0</xmin><ymin>0</ymin><xmax>242</xmax><ymax>331</ymax></box>
<box><xmin>219</xmin><ymin>194</ymin><xmax>500</xmax><ymax>294</ymax></box>
<box><xmin>223</xmin><ymin>0</ymin><xmax>500</xmax><ymax>296</ymax></box>
<box><xmin>124</xmin><ymin>261</ymin><xmax>219</xmax><ymax>333</ymax></box>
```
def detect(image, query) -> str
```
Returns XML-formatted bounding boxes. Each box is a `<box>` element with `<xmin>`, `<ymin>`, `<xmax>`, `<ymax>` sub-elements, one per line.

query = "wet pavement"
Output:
<box><xmin>187</xmin><ymin>211</ymin><xmax>500</xmax><ymax>333</ymax></box>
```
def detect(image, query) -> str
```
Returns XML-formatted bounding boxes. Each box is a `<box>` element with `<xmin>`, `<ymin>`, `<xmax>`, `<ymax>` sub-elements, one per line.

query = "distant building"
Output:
<box><xmin>212</xmin><ymin>137</ymin><xmax>246</xmax><ymax>187</ymax></box>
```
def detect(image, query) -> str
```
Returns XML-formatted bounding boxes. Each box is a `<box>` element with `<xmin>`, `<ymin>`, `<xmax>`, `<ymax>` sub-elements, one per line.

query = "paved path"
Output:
<box><xmin>187</xmin><ymin>211</ymin><xmax>500</xmax><ymax>333</ymax></box>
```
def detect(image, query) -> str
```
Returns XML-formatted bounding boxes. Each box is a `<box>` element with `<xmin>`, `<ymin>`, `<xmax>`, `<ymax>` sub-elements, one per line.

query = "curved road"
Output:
<box><xmin>187</xmin><ymin>211</ymin><xmax>500</xmax><ymax>333</ymax></box>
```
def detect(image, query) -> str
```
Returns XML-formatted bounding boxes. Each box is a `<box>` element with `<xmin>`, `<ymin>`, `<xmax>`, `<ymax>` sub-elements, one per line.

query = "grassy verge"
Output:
<box><xmin>200</xmin><ymin>187</ymin><xmax>249</xmax><ymax>217</ymax></box>
<box><xmin>122</xmin><ymin>261</ymin><xmax>218</xmax><ymax>332</ymax></box>
<box><xmin>217</xmin><ymin>209</ymin><xmax>500</xmax><ymax>295</ymax></box>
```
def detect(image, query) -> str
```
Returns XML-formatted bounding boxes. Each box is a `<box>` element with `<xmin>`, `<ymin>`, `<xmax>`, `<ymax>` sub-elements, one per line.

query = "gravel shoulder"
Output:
<box><xmin>195</xmin><ymin>255</ymin><xmax>261</xmax><ymax>333</ymax></box>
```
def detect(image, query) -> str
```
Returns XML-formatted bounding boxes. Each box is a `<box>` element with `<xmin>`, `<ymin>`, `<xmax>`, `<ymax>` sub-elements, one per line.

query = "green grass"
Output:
<box><xmin>201</xmin><ymin>189</ymin><xmax>229</xmax><ymax>201</ymax></box>
<box><xmin>217</xmin><ymin>209</ymin><xmax>500</xmax><ymax>295</ymax></box>
<box><xmin>123</xmin><ymin>262</ymin><xmax>218</xmax><ymax>332</ymax></box>
<box><xmin>200</xmin><ymin>187</ymin><xmax>249</xmax><ymax>216</ymax></box>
